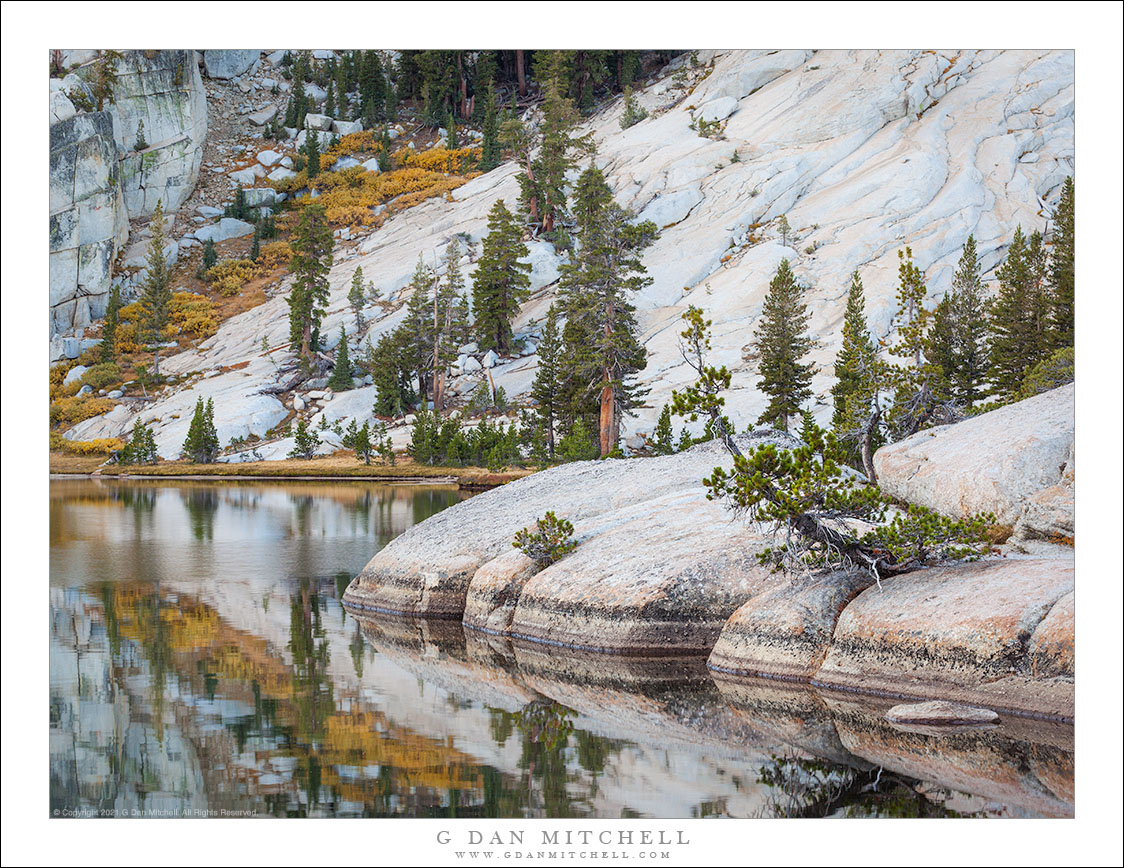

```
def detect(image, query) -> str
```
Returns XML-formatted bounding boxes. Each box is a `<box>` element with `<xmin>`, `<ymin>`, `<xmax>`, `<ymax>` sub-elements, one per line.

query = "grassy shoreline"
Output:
<box><xmin>48</xmin><ymin>452</ymin><xmax>532</xmax><ymax>489</ymax></box>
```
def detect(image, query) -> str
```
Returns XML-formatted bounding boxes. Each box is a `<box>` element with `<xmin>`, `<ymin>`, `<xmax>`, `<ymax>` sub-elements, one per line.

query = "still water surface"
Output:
<box><xmin>49</xmin><ymin>478</ymin><xmax>1073</xmax><ymax>818</ymax></box>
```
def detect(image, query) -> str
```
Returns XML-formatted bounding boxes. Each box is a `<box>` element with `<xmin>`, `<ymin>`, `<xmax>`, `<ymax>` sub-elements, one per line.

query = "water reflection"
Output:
<box><xmin>49</xmin><ymin>478</ymin><xmax>1073</xmax><ymax>819</ymax></box>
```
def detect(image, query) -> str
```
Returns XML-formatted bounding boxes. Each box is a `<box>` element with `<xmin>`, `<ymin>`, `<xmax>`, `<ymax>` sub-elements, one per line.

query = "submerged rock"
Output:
<box><xmin>885</xmin><ymin>700</ymin><xmax>1000</xmax><ymax>726</ymax></box>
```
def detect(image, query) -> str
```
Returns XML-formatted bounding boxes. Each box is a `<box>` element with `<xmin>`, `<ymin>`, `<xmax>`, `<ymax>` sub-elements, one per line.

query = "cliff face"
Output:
<box><xmin>48</xmin><ymin>49</ymin><xmax>207</xmax><ymax>343</ymax></box>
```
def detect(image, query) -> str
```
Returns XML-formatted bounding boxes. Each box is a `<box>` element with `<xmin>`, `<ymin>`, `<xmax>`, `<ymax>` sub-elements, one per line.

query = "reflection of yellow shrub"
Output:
<box><xmin>205</xmin><ymin>258</ymin><xmax>260</xmax><ymax>297</ymax></box>
<box><xmin>257</xmin><ymin>241</ymin><xmax>293</xmax><ymax>271</ymax></box>
<box><xmin>50</xmin><ymin>395</ymin><xmax>115</xmax><ymax>427</ymax></box>
<box><xmin>170</xmin><ymin>292</ymin><xmax>218</xmax><ymax>339</ymax></box>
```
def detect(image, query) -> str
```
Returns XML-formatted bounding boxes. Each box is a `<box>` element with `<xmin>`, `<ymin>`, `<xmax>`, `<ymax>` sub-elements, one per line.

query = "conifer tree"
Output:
<box><xmin>529</xmin><ymin>304</ymin><xmax>563</xmax><ymax>459</ymax></box>
<box><xmin>431</xmin><ymin>240</ymin><xmax>470</xmax><ymax>412</ymax></box>
<box><xmin>754</xmin><ymin>258</ymin><xmax>814</xmax><ymax>433</ymax></box>
<box><xmin>327</xmin><ymin>326</ymin><xmax>354</xmax><ymax>392</ymax></box>
<box><xmin>500</xmin><ymin>53</ymin><xmax>592</xmax><ymax>234</ymax></box>
<box><xmin>556</xmin><ymin>165</ymin><xmax>655</xmax><ymax>455</ymax></box>
<box><xmin>988</xmin><ymin>226</ymin><xmax>1050</xmax><ymax>398</ymax></box>
<box><xmin>352</xmin><ymin>421</ymin><xmax>373</xmax><ymax>464</ymax></box>
<box><xmin>100</xmin><ymin>285</ymin><xmax>122</xmax><ymax>363</ymax></box>
<box><xmin>325</xmin><ymin>80</ymin><xmax>335</xmax><ymax>119</ymax></box>
<box><xmin>472</xmin><ymin>199</ymin><xmax>532</xmax><ymax>353</ymax></box>
<box><xmin>305</xmin><ymin>128</ymin><xmax>321</xmax><ymax>179</ymax></box>
<box><xmin>883</xmin><ymin>247</ymin><xmax>955</xmax><ymax>439</ymax></box>
<box><xmin>347</xmin><ymin>265</ymin><xmax>366</xmax><ymax>330</ymax></box>
<box><xmin>137</xmin><ymin>199</ymin><xmax>173</xmax><ymax>375</ymax></box>
<box><xmin>202</xmin><ymin>237</ymin><xmax>217</xmax><ymax>271</ymax></box>
<box><xmin>288</xmin><ymin>418</ymin><xmax>320</xmax><ymax>460</ymax></box>
<box><xmin>653</xmin><ymin>405</ymin><xmax>674</xmax><ymax>455</ymax></box>
<box><xmin>830</xmin><ymin>271</ymin><xmax>885</xmax><ymax>476</ymax></box>
<box><xmin>1048</xmin><ymin>176</ymin><xmax>1075</xmax><ymax>350</ymax></box>
<box><xmin>182</xmin><ymin>397</ymin><xmax>219</xmax><ymax>463</ymax></box>
<box><xmin>479</xmin><ymin>82</ymin><xmax>501</xmax><ymax>171</ymax></box>
<box><xmin>120</xmin><ymin>417</ymin><xmax>158</xmax><ymax>465</ymax></box>
<box><xmin>945</xmin><ymin>236</ymin><xmax>989</xmax><ymax>408</ymax></box>
<box><xmin>287</xmin><ymin>202</ymin><xmax>334</xmax><ymax>367</ymax></box>
<box><xmin>670</xmin><ymin>305</ymin><xmax>736</xmax><ymax>452</ymax></box>
<box><xmin>370</xmin><ymin>331</ymin><xmax>415</xmax><ymax>418</ymax></box>
<box><xmin>445</xmin><ymin>108</ymin><xmax>458</xmax><ymax>149</ymax></box>
<box><xmin>400</xmin><ymin>255</ymin><xmax>438</xmax><ymax>405</ymax></box>
<box><xmin>249</xmin><ymin>223</ymin><xmax>261</xmax><ymax>262</ymax></box>
<box><xmin>360</xmin><ymin>50</ymin><xmax>387</xmax><ymax>122</ymax></box>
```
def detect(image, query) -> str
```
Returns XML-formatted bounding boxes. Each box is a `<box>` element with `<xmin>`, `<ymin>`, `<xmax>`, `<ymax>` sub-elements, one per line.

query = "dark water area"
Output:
<box><xmin>48</xmin><ymin>478</ymin><xmax>1073</xmax><ymax>819</ymax></box>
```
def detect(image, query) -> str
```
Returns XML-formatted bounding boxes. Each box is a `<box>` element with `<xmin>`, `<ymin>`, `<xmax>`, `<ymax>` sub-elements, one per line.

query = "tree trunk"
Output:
<box><xmin>516</xmin><ymin>50</ymin><xmax>527</xmax><ymax>96</ymax></box>
<box><xmin>599</xmin><ymin>376</ymin><xmax>614</xmax><ymax>457</ymax></box>
<box><xmin>860</xmin><ymin>402</ymin><xmax>880</xmax><ymax>485</ymax></box>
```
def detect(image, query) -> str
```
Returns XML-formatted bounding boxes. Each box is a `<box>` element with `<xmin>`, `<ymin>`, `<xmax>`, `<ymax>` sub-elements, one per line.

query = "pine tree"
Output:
<box><xmin>445</xmin><ymin>108</ymin><xmax>458</xmax><ymax>149</ymax></box>
<box><xmin>431</xmin><ymin>240</ymin><xmax>469</xmax><ymax>413</ymax></box>
<box><xmin>472</xmin><ymin>199</ymin><xmax>531</xmax><ymax>353</ymax></box>
<box><xmin>556</xmin><ymin>165</ymin><xmax>655</xmax><ymax>455</ymax></box>
<box><xmin>618</xmin><ymin>85</ymin><xmax>648</xmax><ymax>129</ymax></box>
<box><xmin>945</xmin><ymin>236</ymin><xmax>989</xmax><ymax>408</ymax></box>
<box><xmin>886</xmin><ymin>247</ymin><xmax>949</xmax><ymax>438</ymax></box>
<box><xmin>327</xmin><ymin>325</ymin><xmax>353</xmax><ymax>392</ymax></box>
<box><xmin>352</xmin><ymin>421</ymin><xmax>373</xmax><ymax>464</ymax></box>
<box><xmin>120</xmin><ymin>416</ymin><xmax>158</xmax><ymax>465</ymax></box>
<box><xmin>288</xmin><ymin>418</ymin><xmax>320</xmax><ymax>460</ymax></box>
<box><xmin>249</xmin><ymin>223</ymin><xmax>261</xmax><ymax>262</ymax></box>
<box><xmin>530</xmin><ymin>304</ymin><xmax>563</xmax><ymax>459</ymax></box>
<box><xmin>988</xmin><ymin>226</ymin><xmax>1050</xmax><ymax>398</ymax></box>
<box><xmin>347</xmin><ymin>265</ymin><xmax>366</xmax><ymax>330</ymax></box>
<box><xmin>653</xmin><ymin>405</ymin><xmax>674</xmax><ymax>454</ymax></box>
<box><xmin>360</xmin><ymin>50</ymin><xmax>387</xmax><ymax>122</ymax></box>
<box><xmin>135</xmin><ymin>118</ymin><xmax>147</xmax><ymax>150</ymax></box>
<box><xmin>137</xmin><ymin>199</ymin><xmax>173</xmax><ymax>375</ymax></box>
<box><xmin>401</xmin><ymin>255</ymin><xmax>438</xmax><ymax>405</ymax></box>
<box><xmin>325</xmin><ymin>80</ymin><xmax>335</xmax><ymax>119</ymax></box>
<box><xmin>370</xmin><ymin>331</ymin><xmax>415</xmax><ymax>418</ymax></box>
<box><xmin>669</xmin><ymin>305</ymin><xmax>736</xmax><ymax>452</ymax></box>
<box><xmin>479</xmin><ymin>82</ymin><xmax>501</xmax><ymax>172</ymax></box>
<box><xmin>776</xmin><ymin>214</ymin><xmax>792</xmax><ymax>248</ymax></box>
<box><xmin>500</xmin><ymin>53</ymin><xmax>592</xmax><ymax>234</ymax></box>
<box><xmin>754</xmin><ymin>258</ymin><xmax>814</xmax><ymax>433</ymax></box>
<box><xmin>100</xmin><ymin>285</ymin><xmax>122</xmax><ymax>364</ymax></box>
<box><xmin>287</xmin><ymin>202</ymin><xmax>334</xmax><ymax>367</ymax></box>
<box><xmin>304</xmin><ymin>128</ymin><xmax>321</xmax><ymax>179</ymax></box>
<box><xmin>182</xmin><ymin>396</ymin><xmax>219</xmax><ymax>463</ymax></box>
<box><xmin>1047</xmin><ymin>176</ymin><xmax>1075</xmax><ymax>350</ymax></box>
<box><xmin>830</xmin><ymin>271</ymin><xmax>885</xmax><ymax>475</ymax></box>
<box><xmin>202</xmin><ymin>238</ymin><xmax>217</xmax><ymax>271</ymax></box>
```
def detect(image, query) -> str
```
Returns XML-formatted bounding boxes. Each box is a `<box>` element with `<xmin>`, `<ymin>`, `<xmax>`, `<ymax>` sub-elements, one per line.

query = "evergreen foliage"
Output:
<box><xmin>137</xmin><ymin>199</ymin><xmax>173</xmax><ymax>352</ymax></box>
<box><xmin>473</xmin><ymin>199</ymin><xmax>532</xmax><ymax>353</ymax></box>
<box><xmin>479</xmin><ymin>83</ymin><xmax>502</xmax><ymax>171</ymax></box>
<box><xmin>182</xmin><ymin>397</ymin><xmax>219</xmax><ymax>463</ymax></box>
<box><xmin>326</xmin><ymin>326</ymin><xmax>353</xmax><ymax>392</ymax></box>
<box><xmin>556</xmin><ymin>165</ymin><xmax>656</xmax><ymax>456</ymax></box>
<box><xmin>653</xmin><ymin>404</ymin><xmax>675</xmax><ymax>455</ymax></box>
<box><xmin>703</xmin><ymin>417</ymin><xmax>992</xmax><ymax>579</ymax></box>
<box><xmin>407</xmin><ymin>409</ymin><xmax>524</xmax><ymax>467</ymax></box>
<box><xmin>987</xmin><ymin>227</ymin><xmax>1050</xmax><ymax>398</ymax></box>
<box><xmin>348</xmin><ymin>265</ymin><xmax>366</xmax><ymax>329</ymax></box>
<box><xmin>830</xmin><ymin>271</ymin><xmax>885</xmax><ymax>473</ymax></box>
<box><xmin>1047</xmin><ymin>176</ymin><xmax>1075</xmax><ymax>350</ymax></box>
<box><xmin>119</xmin><ymin>417</ymin><xmax>158</xmax><ymax>465</ymax></box>
<box><xmin>618</xmin><ymin>86</ymin><xmax>648</xmax><ymax>129</ymax></box>
<box><xmin>670</xmin><ymin>305</ymin><xmax>735</xmax><ymax>452</ymax></box>
<box><xmin>287</xmin><ymin>202</ymin><xmax>334</xmax><ymax>366</ymax></box>
<box><xmin>529</xmin><ymin>304</ymin><xmax>563</xmax><ymax>459</ymax></box>
<box><xmin>753</xmin><ymin>259</ymin><xmax>814</xmax><ymax>433</ymax></box>
<box><xmin>288</xmin><ymin>418</ymin><xmax>320</xmax><ymax>460</ymax></box>
<box><xmin>512</xmin><ymin>511</ymin><xmax>577</xmax><ymax>569</ymax></box>
<box><xmin>99</xmin><ymin>285</ymin><xmax>122</xmax><ymax>364</ymax></box>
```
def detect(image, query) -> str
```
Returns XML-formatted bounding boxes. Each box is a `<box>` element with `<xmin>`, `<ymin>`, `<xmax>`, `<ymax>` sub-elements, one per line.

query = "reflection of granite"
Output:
<box><xmin>714</xmin><ymin>670</ymin><xmax>1074</xmax><ymax>818</ymax></box>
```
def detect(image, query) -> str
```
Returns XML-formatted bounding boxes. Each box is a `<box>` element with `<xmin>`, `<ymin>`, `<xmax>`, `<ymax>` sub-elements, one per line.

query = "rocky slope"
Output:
<box><xmin>59</xmin><ymin>48</ymin><xmax>1074</xmax><ymax>460</ymax></box>
<box><xmin>50</xmin><ymin>50</ymin><xmax>208</xmax><ymax>346</ymax></box>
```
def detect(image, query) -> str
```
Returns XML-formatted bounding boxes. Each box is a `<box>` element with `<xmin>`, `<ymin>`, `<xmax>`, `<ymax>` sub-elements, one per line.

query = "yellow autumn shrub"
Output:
<box><xmin>392</xmin><ymin>146</ymin><xmax>481</xmax><ymax>174</ymax></box>
<box><xmin>114</xmin><ymin>321</ymin><xmax>139</xmax><ymax>354</ymax></box>
<box><xmin>50</xmin><ymin>395</ymin><xmax>115</xmax><ymax>427</ymax></box>
<box><xmin>50</xmin><ymin>430</ymin><xmax>125</xmax><ymax>455</ymax></box>
<box><xmin>257</xmin><ymin>240</ymin><xmax>293</xmax><ymax>271</ymax></box>
<box><xmin>205</xmin><ymin>258</ymin><xmax>260</xmax><ymax>297</ymax></box>
<box><xmin>170</xmin><ymin>292</ymin><xmax>218</xmax><ymax>339</ymax></box>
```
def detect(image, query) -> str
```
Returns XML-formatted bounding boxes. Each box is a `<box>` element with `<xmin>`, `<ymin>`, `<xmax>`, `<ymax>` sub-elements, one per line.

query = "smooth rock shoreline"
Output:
<box><xmin>345</xmin><ymin>393</ymin><xmax>1075</xmax><ymax>720</ymax></box>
